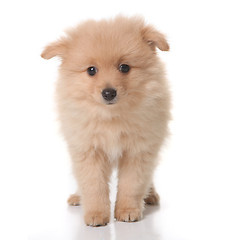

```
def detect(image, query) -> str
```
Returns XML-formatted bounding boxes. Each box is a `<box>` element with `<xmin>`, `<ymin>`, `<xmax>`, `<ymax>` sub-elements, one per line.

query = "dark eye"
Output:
<box><xmin>87</xmin><ymin>66</ymin><xmax>97</xmax><ymax>76</ymax></box>
<box><xmin>119</xmin><ymin>64</ymin><xmax>130</xmax><ymax>73</ymax></box>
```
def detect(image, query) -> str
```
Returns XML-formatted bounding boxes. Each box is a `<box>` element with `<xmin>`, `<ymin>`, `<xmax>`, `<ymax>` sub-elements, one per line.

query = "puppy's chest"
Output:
<box><xmin>99</xmin><ymin>130</ymin><xmax>123</xmax><ymax>162</ymax></box>
<box><xmin>91</xmin><ymin>120</ymin><xmax>145</xmax><ymax>161</ymax></box>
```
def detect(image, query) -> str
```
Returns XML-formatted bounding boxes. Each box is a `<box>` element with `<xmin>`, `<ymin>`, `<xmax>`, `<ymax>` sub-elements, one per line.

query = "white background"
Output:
<box><xmin>0</xmin><ymin>0</ymin><xmax>229</xmax><ymax>239</ymax></box>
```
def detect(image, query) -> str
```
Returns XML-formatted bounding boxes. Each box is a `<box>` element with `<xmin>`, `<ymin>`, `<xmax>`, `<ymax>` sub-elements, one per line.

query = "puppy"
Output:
<box><xmin>41</xmin><ymin>16</ymin><xmax>171</xmax><ymax>226</ymax></box>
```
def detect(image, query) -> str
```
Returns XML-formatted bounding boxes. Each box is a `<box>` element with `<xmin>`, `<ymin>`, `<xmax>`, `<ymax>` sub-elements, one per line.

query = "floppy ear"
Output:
<box><xmin>41</xmin><ymin>38</ymin><xmax>68</xmax><ymax>60</ymax></box>
<box><xmin>141</xmin><ymin>25</ymin><xmax>169</xmax><ymax>51</ymax></box>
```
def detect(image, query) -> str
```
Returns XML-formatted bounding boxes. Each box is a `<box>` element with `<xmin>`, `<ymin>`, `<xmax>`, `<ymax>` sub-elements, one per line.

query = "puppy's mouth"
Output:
<box><xmin>103</xmin><ymin>98</ymin><xmax>117</xmax><ymax>105</ymax></box>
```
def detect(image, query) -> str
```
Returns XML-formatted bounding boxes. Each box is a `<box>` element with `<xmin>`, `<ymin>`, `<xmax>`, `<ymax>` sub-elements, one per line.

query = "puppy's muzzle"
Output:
<box><xmin>101</xmin><ymin>88</ymin><xmax>117</xmax><ymax>104</ymax></box>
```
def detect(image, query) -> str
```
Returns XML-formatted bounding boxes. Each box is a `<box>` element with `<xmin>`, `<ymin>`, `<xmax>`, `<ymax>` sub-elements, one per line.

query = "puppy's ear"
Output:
<box><xmin>41</xmin><ymin>38</ymin><xmax>68</xmax><ymax>60</ymax></box>
<box><xmin>141</xmin><ymin>26</ymin><xmax>169</xmax><ymax>51</ymax></box>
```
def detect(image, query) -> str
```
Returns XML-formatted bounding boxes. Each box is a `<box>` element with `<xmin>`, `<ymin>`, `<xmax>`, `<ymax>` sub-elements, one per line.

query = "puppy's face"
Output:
<box><xmin>42</xmin><ymin>17</ymin><xmax>169</xmax><ymax>111</ymax></box>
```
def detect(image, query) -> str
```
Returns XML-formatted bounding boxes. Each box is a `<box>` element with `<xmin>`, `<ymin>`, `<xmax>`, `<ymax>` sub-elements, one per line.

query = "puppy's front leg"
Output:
<box><xmin>73</xmin><ymin>149</ymin><xmax>111</xmax><ymax>226</ymax></box>
<box><xmin>115</xmin><ymin>152</ymin><xmax>155</xmax><ymax>222</ymax></box>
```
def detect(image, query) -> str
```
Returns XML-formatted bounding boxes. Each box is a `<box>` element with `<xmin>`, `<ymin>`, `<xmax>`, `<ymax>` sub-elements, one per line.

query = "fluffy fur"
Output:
<box><xmin>41</xmin><ymin>16</ymin><xmax>171</xmax><ymax>226</ymax></box>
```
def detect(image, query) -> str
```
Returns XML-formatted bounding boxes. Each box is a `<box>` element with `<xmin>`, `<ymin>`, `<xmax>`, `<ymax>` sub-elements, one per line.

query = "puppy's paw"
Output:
<box><xmin>144</xmin><ymin>189</ymin><xmax>160</xmax><ymax>205</ymax></box>
<box><xmin>84</xmin><ymin>211</ymin><xmax>110</xmax><ymax>227</ymax></box>
<box><xmin>115</xmin><ymin>208</ymin><xmax>142</xmax><ymax>222</ymax></box>
<box><xmin>67</xmin><ymin>194</ymin><xmax>80</xmax><ymax>206</ymax></box>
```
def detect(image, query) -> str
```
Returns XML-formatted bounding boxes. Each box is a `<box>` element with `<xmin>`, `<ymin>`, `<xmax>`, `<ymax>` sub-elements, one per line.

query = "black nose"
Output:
<box><xmin>102</xmin><ymin>88</ymin><xmax>117</xmax><ymax>101</ymax></box>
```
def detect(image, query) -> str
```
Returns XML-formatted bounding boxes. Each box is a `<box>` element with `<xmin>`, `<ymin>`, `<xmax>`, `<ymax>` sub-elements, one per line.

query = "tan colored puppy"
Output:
<box><xmin>41</xmin><ymin>16</ymin><xmax>170</xmax><ymax>227</ymax></box>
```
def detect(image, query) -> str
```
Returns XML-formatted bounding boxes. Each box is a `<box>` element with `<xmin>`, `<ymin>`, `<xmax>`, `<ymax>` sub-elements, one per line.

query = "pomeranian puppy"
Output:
<box><xmin>41</xmin><ymin>16</ymin><xmax>170</xmax><ymax>226</ymax></box>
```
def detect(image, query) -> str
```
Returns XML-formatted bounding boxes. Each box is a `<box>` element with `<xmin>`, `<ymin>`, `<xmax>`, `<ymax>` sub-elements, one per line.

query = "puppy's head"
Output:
<box><xmin>41</xmin><ymin>16</ymin><xmax>169</xmax><ymax>113</ymax></box>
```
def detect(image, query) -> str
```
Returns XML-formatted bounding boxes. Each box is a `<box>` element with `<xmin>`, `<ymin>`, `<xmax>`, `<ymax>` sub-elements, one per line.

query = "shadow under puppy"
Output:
<box><xmin>41</xmin><ymin>16</ymin><xmax>171</xmax><ymax>227</ymax></box>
